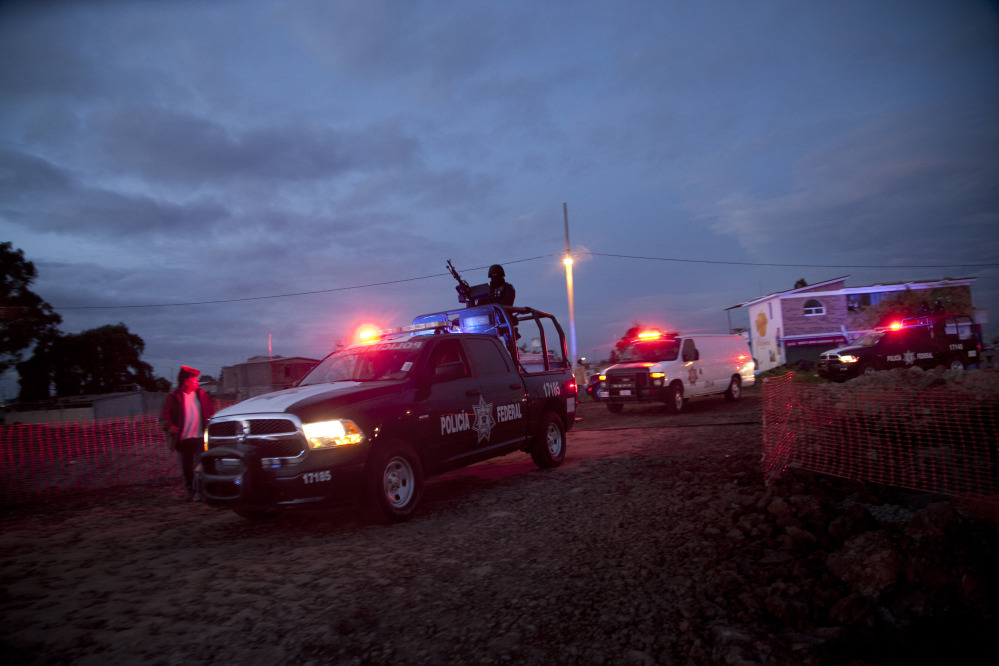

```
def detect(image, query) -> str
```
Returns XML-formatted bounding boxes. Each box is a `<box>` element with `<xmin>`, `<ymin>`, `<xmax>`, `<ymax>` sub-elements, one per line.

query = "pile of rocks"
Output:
<box><xmin>678</xmin><ymin>464</ymin><xmax>998</xmax><ymax>664</ymax></box>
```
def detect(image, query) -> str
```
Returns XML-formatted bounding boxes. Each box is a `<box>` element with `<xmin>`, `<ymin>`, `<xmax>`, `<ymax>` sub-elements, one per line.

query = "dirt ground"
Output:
<box><xmin>1</xmin><ymin>386</ymin><xmax>996</xmax><ymax>665</ymax></box>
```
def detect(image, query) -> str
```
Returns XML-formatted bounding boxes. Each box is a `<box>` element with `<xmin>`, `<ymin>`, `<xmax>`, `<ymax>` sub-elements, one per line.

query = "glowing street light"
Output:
<box><xmin>563</xmin><ymin>203</ymin><xmax>578</xmax><ymax>368</ymax></box>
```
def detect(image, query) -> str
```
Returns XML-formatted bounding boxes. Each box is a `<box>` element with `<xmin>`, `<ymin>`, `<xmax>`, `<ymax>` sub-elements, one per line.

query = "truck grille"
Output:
<box><xmin>207</xmin><ymin>416</ymin><xmax>305</xmax><ymax>459</ymax></box>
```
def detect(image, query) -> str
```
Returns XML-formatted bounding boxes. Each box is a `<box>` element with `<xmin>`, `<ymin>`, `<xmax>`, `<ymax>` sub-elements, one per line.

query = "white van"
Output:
<box><xmin>597</xmin><ymin>330</ymin><xmax>755</xmax><ymax>413</ymax></box>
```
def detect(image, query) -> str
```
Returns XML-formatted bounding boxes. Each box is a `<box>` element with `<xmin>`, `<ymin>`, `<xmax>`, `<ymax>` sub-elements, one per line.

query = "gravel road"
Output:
<box><xmin>2</xmin><ymin>387</ymin><xmax>995</xmax><ymax>665</ymax></box>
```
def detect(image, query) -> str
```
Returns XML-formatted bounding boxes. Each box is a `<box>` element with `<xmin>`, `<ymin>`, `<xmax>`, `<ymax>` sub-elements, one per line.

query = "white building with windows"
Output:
<box><xmin>737</xmin><ymin>276</ymin><xmax>983</xmax><ymax>372</ymax></box>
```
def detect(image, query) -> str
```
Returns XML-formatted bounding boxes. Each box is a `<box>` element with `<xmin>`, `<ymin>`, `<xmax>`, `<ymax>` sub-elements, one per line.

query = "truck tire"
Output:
<box><xmin>666</xmin><ymin>383</ymin><xmax>684</xmax><ymax>413</ymax></box>
<box><xmin>367</xmin><ymin>441</ymin><xmax>423</xmax><ymax>522</ymax></box>
<box><xmin>606</xmin><ymin>403</ymin><xmax>623</xmax><ymax>414</ymax></box>
<box><xmin>530</xmin><ymin>411</ymin><xmax>566</xmax><ymax>469</ymax></box>
<box><xmin>858</xmin><ymin>362</ymin><xmax>877</xmax><ymax>376</ymax></box>
<box><xmin>724</xmin><ymin>375</ymin><xmax>741</xmax><ymax>402</ymax></box>
<box><xmin>948</xmin><ymin>358</ymin><xmax>965</xmax><ymax>371</ymax></box>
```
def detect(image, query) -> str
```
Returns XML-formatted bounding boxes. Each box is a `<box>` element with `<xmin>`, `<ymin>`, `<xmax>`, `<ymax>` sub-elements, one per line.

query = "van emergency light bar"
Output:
<box><xmin>634</xmin><ymin>329</ymin><xmax>679</xmax><ymax>342</ymax></box>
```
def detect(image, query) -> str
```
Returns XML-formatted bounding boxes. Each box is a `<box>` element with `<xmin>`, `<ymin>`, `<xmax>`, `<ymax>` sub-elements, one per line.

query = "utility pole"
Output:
<box><xmin>562</xmin><ymin>203</ymin><xmax>578</xmax><ymax>369</ymax></box>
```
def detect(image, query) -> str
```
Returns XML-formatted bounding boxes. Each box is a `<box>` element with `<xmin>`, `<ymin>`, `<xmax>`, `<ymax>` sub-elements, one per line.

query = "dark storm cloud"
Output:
<box><xmin>705</xmin><ymin>101</ymin><xmax>999</xmax><ymax>266</ymax></box>
<box><xmin>91</xmin><ymin>107</ymin><xmax>422</xmax><ymax>185</ymax></box>
<box><xmin>0</xmin><ymin>146</ymin><xmax>231</xmax><ymax>236</ymax></box>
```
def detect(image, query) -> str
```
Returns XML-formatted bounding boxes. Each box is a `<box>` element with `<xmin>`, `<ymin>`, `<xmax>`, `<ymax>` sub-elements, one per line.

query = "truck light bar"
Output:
<box><xmin>366</xmin><ymin>320</ymin><xmax>452</xmax><ymax>342</ymax></box>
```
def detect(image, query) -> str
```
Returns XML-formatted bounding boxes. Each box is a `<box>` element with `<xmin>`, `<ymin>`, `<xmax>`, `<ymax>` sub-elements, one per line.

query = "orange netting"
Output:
<box><xmin>762</xmin><ymin>371</ymin><xmax>999</xmax><ymax>505</ymax></box>
<box><xmin>1</xmin><ymin>399</ymin><xmax>237</xmax><ymax>506</ymax></box>
<box><xmin>0</xmin><ymin>415</ymin><xmax>174</xmax><ymax>505</ymax></box>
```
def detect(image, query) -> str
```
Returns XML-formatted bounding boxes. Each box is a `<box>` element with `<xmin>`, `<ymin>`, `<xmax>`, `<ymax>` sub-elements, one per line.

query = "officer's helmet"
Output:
<box><xmin>488</xmin><ymin>264</ymin><xmax>505</xmax><ymax>279</ymax></box>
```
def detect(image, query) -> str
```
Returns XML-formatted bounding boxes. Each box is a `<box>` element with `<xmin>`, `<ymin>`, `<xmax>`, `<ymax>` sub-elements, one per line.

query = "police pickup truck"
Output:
<box><xmin>817</xmin><ymin>313</ymin><xmax>981</xmax><ymax>381</ymax></box>
<box><xmin>198</xmin><ymin>304</ymin><xmax>577</xmax><ymax>521</ymax></box>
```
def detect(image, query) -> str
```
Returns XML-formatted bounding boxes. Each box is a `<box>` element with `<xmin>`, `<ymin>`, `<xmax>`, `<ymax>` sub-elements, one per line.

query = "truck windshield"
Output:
<box><xmin>621</xmin><ymin>339</ymin><xmax>680</xmax><ymax>362</ymax></box>
<box><xmin>852</xmin><ymin>332</ymin><xmax>884</xmax><ymax>347</ymax></box>
<box><xmin>299</xmin><ymin>340</ymin><xmax>426</xmax><ymax>385</ymax></box>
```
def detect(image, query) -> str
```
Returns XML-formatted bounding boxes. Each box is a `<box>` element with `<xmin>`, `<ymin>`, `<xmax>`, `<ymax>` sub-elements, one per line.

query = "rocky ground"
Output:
<box><xmin>1</xmin><ymin>384</ymin><xmax>997</xmax><ymax>665</ymax></box>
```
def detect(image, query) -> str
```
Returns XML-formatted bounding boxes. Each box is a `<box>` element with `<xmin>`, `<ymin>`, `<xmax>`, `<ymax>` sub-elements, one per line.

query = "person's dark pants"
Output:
<box><xmin>176</xmin><ymin>438</ymin><xmax>204</xmax><ymax>499</ymax></box>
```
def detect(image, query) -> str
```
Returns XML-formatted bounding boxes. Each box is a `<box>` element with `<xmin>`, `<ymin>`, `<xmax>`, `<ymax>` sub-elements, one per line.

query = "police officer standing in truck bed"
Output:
<box><xmin>487</xmin><ymin>264</ymin><xmax>515</xmax><ymax>306</ymax></box>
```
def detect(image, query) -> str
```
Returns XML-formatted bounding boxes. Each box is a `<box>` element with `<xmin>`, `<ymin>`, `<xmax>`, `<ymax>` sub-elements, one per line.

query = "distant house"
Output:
<box><xmin>738</xmin><ymin>276</ymin><xmax>984</xmax><ymax>372</ymax></box>
<box><xmin>219</xmin><ymin>356</ymin><xmax>320</xmax><ymax>401</ymax></box>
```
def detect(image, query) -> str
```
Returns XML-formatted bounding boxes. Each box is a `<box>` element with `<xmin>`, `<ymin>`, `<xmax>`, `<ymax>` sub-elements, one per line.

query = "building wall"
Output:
<box><xmin>3</xmin><ymin>391</ymin><xmax>167</xmax><ymax>425</ymax></box>
<box><xmin>781</xmin><ymin>293</ymin><xmax>849</xmax><ymax>336</ymax></box>
<box><xmin>221</xmin><ymin>357</ymin><xmax>319</xmax><ymax>401</ymax></box>
<box><xmin>747</xmin><ymin>300</ymin><xmax>785</xmax><ymax>372</ymax></box>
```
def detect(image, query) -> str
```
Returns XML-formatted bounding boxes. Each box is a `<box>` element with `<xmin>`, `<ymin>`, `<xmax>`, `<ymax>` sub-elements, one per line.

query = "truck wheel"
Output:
<box><xmin>859</xmin><ymin>362</ymin><xmax>877</xmax><ymax>376</ymax></box>
<box><xmin>724</xmin><ymin>375</ymin><xmax>741</xmax><ymax>402</ymax></box>
<box><xmin>367</xmin><ymin>441</ymin><xmax>423</xmax><ymax>522</ymax></box>
<box><xmin>666</xmin><ymin>383</ymin><xmax>684</xmax><ymax>413</ymax></box>
<box><xmin>606</xmin><ymin>403</ymin><xmax>623</xmax><ymax>414</ymax></box>
<box><xmin>948</xmin><ymin>358</ymin><xmax>965</xmax><ymax>371</ymax></box>
<box><xmin>530</xmin><ymin>411</ymin><xmax>566</xmax><ymax>469</ymax></box>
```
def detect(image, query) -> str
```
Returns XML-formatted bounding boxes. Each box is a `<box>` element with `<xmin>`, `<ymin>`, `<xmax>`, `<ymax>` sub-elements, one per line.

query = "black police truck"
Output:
<box><xmin>197</xmin><ymin>304</ymin><xmax>577</xmax><ymax>521</ymax></box>
<box><xmin>817</xmin><ymin>313</ymin><xmax>981</xmax><ymax>381</ymax></box>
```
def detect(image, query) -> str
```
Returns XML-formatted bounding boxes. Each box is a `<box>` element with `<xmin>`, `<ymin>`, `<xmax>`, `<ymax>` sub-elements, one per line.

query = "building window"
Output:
<box><xmin>803</xmin><ymin>299</ymin><xmax>825</xmax><ymax>316</ymax></box>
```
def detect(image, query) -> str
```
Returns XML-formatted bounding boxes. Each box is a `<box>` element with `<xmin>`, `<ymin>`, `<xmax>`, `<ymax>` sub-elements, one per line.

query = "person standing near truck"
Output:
<box><xmin>161</xmin><ymin>365</ymin><xmax>215</xmax><ymax>501</ymax></box>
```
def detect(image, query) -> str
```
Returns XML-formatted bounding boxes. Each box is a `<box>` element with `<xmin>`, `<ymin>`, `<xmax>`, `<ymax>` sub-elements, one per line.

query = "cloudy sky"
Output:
<box><xmin>1</xmin><ymin>0</ymin><xmax>997</xmax><ymax>396</ymax></box>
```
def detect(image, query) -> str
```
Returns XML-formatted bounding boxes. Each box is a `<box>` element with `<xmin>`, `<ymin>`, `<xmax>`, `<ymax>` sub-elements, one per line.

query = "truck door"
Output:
<box><xmin>419</xmin><ymin>338</ymin><xmax>480</xmax><ymax>469</ymax></box>
<box><xmin>465</xmin><ymin>337</ymin><xmax>528</xmax><ymax>452</ymax></box>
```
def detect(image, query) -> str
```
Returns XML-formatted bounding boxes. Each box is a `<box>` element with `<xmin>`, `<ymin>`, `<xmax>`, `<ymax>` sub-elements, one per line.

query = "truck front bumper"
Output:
<box><xmin>198</xmin><ymin>443</ymin><xmax>366</xmax><ymax>511</ymax></box>
<box><xmin>816</xmin><ymin>360</ymin><xmax>858</xmax><ymax>381</ymax></box>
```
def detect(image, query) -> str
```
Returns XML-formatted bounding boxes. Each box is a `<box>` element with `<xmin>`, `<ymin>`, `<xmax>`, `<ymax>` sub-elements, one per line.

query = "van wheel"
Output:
<box><xmin>367</xmin><ymin>441</ymin><xmax>423</xmax><ymax>522</ymax></box>
<box><xmin>948</xmin><ymin>358</ymin><xmax>965</xmax><ymax>371</ymax></box>
<box><xmin>606</xmin><ymin>403</ymin><xmax>623</xmax><ymax>414</ymax></box>
<box><xmin>530</xmin><ymin>412</ymin><xmax>566</xmax><ymax>469</ymax></box>
<box><xmin>666</xmin><ymin>383</ymin><xmax>684</xmax><ymax>413</ymax></box>
<box><xmin>724</xmin><ymin>376</ymin><xmax>741</xmax><ymax>402</ymax></box>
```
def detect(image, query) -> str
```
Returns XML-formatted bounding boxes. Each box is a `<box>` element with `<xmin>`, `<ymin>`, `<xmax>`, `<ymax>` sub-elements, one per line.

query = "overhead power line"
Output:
<box><xmin>585</xmin><ymin>252</ymin><xmax>999</xmax><ymax>269</ymax></box>
<box><xmin>53</xmin><ymin>251</ymin><xmax>998</xmax><ymax>311</ymax></box>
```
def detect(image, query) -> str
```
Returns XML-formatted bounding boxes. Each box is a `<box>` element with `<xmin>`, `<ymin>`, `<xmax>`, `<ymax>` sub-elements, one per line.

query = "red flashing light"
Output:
<box><xmin>889</xmin><ymin>321</ymin><xmax>903</xmax><ymax>331</ymax></box>
<box><xmin>637</xmin><ymin>329</ymin><xmax>662</xmax><ymax>340</ymax></box>
<box><xmin>355</xmin><ymin>324</ymin><xmax>381</xmax><ymax>344</ymax></box>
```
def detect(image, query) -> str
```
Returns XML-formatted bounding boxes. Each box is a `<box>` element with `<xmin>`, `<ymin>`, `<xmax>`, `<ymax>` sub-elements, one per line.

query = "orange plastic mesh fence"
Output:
<box><xmin>1</xmin><ymin>399</ymin><xmax>238</xmax><ymax>506</ymax></box>
<box><xmin>762</xmin><ymin>371</ymin><xmax>999</xmax><ymax>504</ymax></box>
<box><xmin>0</xmin><ymin>415</ymin><xmax>173</xmax><ymax>505</ymax></box>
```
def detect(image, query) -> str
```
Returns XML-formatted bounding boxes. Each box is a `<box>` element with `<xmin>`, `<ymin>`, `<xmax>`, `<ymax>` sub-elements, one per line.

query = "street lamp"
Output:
<box><xmin>562</xmin><ymin>204</ymin><xmax>578</xmax><ymax>369</ymax></box>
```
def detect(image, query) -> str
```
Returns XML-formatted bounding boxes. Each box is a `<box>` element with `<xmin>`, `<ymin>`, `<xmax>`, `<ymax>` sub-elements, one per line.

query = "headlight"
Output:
<box><xmin>302</xmin><ymin>419</ymin><xmax>365</xmax><ymax>449</ymax></box>
<box><xmin>839</xmin><ymin>355</ymin><xmax>859</xmax><ymax>363</ymax></box>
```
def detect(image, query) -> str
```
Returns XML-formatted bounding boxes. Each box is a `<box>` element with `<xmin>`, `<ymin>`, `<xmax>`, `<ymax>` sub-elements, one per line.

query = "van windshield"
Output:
<box><xmin>621</xmin><ymin>339</ymin><xmax>680</xmax><ymax>362</ymax></box>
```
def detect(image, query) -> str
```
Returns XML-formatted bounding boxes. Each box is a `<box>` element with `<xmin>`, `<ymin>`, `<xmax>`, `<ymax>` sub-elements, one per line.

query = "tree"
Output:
<box><xmin>859</xmin><ymin>287</ymin><xmax>973</xmax><ymax>329</ymax></box>
<box><xmin>17</xmin><ymin>323</ymin><xmax>159</xmax><ymax>400</ymax></box>
<box><xmin>0</xmin><ymin>242</ymin><xmax>62</xmax><ymax>376</ymax></box>
<box><xmin>794</xmin><ymin>278</ymin><xmax>808</xmax><ymax>289</ymax></box>
<box><xmin>615</xmin><ymin>322</ymin><xmax>645</xmax><ymax>355</ymax></box>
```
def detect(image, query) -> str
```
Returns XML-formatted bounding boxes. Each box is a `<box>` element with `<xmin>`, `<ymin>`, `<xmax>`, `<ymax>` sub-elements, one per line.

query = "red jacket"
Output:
<box><xmin>160</xmin><ymin>388</ymin><xmax>216</xmax><ymax>449</ymax></box>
